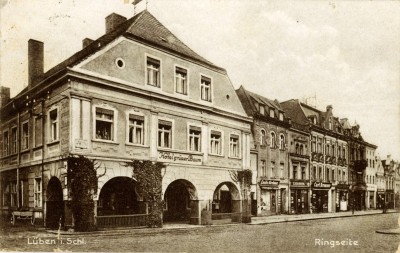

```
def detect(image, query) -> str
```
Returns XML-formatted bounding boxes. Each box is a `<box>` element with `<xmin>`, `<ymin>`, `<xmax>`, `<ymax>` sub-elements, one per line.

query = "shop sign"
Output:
<box><xmin>336</xmin><ymin>184</ymin><xmax>349</xmax><ymax>190</ymax></box>
<box><xmin>312</xmin><ymin>182</ymin><xmax>332</xmax><ymax>189</ymax></box>
<box><xmin>290</xmin><ymin>181</ymin><xmax>309</xmax><ymax>187</ymax></box>
<box><xmin>377</xmin><ymin>189</ymin><xmax>385</xmax><ymax>193</ymax></box>
<box><xmin>158</xmin><ymin>151</ymin><xmax>202</xmax><ymax>165</ymax></box>
<box><xmin>259</xmin><ymin>179</ymin><xmax>279</xmax><ymax>189</ymax></box>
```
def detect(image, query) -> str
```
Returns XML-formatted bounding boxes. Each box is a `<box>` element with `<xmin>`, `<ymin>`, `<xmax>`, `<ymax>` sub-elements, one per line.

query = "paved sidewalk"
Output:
<box><xmin>250</xmin><ymin>209</ymin><xmax>398</xmax><ymax>225</ymax></box>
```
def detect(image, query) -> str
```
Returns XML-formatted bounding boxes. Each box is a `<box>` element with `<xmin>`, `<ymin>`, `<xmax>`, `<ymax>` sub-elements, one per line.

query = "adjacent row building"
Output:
<box><xmin>0</xmin><ymin>10</ymin><xmax>397</xmax><ymax>229</ymax></box>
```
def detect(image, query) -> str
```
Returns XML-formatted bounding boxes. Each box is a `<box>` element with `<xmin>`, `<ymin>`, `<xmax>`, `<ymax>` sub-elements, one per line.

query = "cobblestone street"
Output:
<box><xmin>1</xmin><ymin>213</ymin><xmax>398</xmax><ymax>252</ymax></box>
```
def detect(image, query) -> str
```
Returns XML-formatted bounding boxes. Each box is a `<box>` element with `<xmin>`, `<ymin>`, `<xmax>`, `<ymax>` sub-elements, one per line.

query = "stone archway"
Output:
<box><xmin>97</xmin><ymin>177</ymin><xmax>142</xmax><ymax>215</ymax></box>
<box><xmin>163</xmin><ymin>179</ymin><xmax>198</xmax><ymax>224</ymax></box>
<box><xmin>46</xmin><ymin>177</ymin><xmax>64</xmax><ymax>229</ymax></box>
<box><xmin>212</xmin><ymin>182</ymin><xmax>241</xmax><ymax>222</ymax></box>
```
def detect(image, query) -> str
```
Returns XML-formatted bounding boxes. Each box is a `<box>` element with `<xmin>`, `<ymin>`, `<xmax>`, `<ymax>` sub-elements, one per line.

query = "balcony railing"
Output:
<box><xmin>96</xmin><ymin>213</ymin><xmax>148</xmax><ymax>228</ymax></box>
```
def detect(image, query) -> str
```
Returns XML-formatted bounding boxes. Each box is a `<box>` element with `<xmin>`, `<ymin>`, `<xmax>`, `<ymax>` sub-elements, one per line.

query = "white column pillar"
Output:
<box><xmin>202</xmin><ymin>123</ymin><xmax>208</xmax><ymax>164</ymax></box>
<box><xmin>149</xmin><ymin>112</ymin><xmax>158</xmax><ymax>160</ymax></box>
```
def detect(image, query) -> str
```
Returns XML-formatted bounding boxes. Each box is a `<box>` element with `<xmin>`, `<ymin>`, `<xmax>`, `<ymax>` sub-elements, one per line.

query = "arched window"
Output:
<box><xmin>300</xmin><ymin>144</ymin><xmax>304</xmax><ymax>155</ymax></box>
<box><xmin>270</xmin><ymin>132</ymin><xmax>276</xmax><ymax>148</ymax></box>
<box><xmin>295</xmin><ymin>143</ymin><xmax>299</xmax><ymax>154</ymax></box>
<box><xmin>279</xmin><ymin>134</ymin><xmax>285</xmax><ymax>150</ymax></box>
<box><xmin>260</xmin><ymin>129</ymin><xmax>266</xmax><ymax>146</ymax></box>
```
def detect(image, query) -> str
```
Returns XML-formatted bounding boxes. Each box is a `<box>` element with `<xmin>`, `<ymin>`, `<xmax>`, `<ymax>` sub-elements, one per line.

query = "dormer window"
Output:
<box><xmin>269</xmin><ymin>109</ymin><xmax>275</xmax><ymax>118</ymax></box>
<box><xmin>259</xmin><ymin>105</ymin><xmax>265</xmax><ymax>115</ymax></box>
<box><xmin>329</xmin><ymin>117</ymin><xmax>333</xmax><ymax>130</ymax></box>
<box><xmin>279</xmin><ymin>112</ymin><xmax>284</xmax><ymax>121</ymax></box>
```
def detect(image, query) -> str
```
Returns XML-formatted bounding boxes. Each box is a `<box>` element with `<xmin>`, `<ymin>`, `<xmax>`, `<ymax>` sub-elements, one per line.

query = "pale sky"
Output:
<box><xmin>1</xmin><ymin>0</ymin><xmax>399</xmax><ymax>160</ymax></box>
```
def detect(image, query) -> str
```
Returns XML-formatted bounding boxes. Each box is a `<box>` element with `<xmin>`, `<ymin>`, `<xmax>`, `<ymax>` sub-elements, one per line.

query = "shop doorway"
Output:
<box><xmin>260</xmin><ymin>190</ymin><xmax>277</xmax><ymax>215</ymax></box>
<box><xmin>46</xmin><ymin>177</ymin><xmax>64</xmax><ymax>229</ymax></box>
<box><xmin>291</xmin><ymin>189</ymin><xmax>309</xmax><ymax>214</ymax></box>
<box><xmin>212</xmin><ymin>182</ymin><xmax>241</xmax><ymax>222</ymax></box>
<box><xmin>311</xmin><ymin>190</ymin><xmax>328</xmax><ymax>213</ymax></box>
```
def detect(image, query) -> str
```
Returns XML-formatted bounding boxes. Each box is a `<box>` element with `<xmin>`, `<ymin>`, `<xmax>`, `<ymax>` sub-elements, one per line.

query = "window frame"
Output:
<box><xmin>187</xmin><ymin>124</ymin><xmax>202</xmax><ymax>152</ymax></box>
<box><xmin>34</xmin><ymin>177</ymin><xmax>42</xmax><ymax>208</ymax></box>
<box><xmin>93</xmin><ymin>105</ymin><xmax>118</xmax><ymax>142</ymax></box>
<box><xmin>174</xmin><ymin>65</ymin><xmax>189</xmax><ymax>96</ymax></box>
<box><xmin>126</xmin><ymin>112</ymin><xmax>146</xmax><ymax>146</ymax></box>
<box><xmin>3</xmin><ymin>130</ymin><xmax>9</xmax><ymax>157</ymax></box>
<box><xmin>200</xmin><ymin>74</ymin><xmax>212</xmax><ymax>102</ymax></box>
<box><xmin>228</xmin><ymin>133</ymin><xmax>240</xmax><ymax>158</ymax></box>
<box><xmin>270</xmin><ymin>131</ymin><xmax>276</xmax><ymax>148</ymax></box>
<box><xmin>33</xmin><ymin>116</ymin><xmax>43</xmax><ymax>148</ymax></box>
<box><xmin>21</xmin><ymin>120</ymin><xmax>29</xmax><ymax>151</ymax></box>
<box><xmin>209</xmin><ymin>129</ymin><xmax>223</xmax><ymax>156</ymax></box>
<box><xmin>48</xmin><ymin>107</ymin><xmax>59</xmax><ymax>143</ymax></box>
<box><xmin>260</xmin><ymin>129</ymin><xmax>266</xmax><ymax>146</ymax></box>
<box><xmin>279</xmin><ymin>134</ymin><xmax>285</xmax><ymax>150</ymax></box>
<box><xmin>10</xmin><ymin>126</ymin><xmax>17</xmax><ymax>154</ymax></box>
<box><xmin>157</xmin><ymin>118</ymin><xmax>174</xmax><ymax>149</ymax></box>
<box><xmin>145</xmin><ymin>55</ymin><xmax>162</xmax><ymax>88</ymax></box>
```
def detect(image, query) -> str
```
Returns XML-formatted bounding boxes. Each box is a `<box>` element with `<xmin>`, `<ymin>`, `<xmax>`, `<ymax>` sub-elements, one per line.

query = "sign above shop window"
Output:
<box><xmin>312</xmin><ymin>182</ymin><xmax>332</xmax><ymax>189</ymax></box>
<box><xmin>290</xmin><ymin>180</ymin><xmax>309</xmax><ymax>187</ymax></box>
<box><xmin>259</xmin><ymin>179</ymin><xmax>279</xmax><ymax>189</ymax></box>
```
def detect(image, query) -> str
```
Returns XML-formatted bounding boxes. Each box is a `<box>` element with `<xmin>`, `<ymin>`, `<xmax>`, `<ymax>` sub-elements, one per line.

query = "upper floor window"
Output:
<box><xmin>269</xmin><ymin>109</ymin><xmax>275</xmax><ymax>118</ymax></box>
<box><xmin>200</xmin><ymin>76</ymin><xmax>212</xmax><ymax>102</ymax></box>
<box><xmin>280</xmin><ymin>163</ymin><xmax>284</xmax><ymax>178</ymax></box>
<box><xmin>331</xmin><ymin>145</ymin><xmax>335</xmax><ymax>157</ymax></box>
<box><xmin>317</xmin><ymin>138</ymin><xmax>322</xmax><ymax>153</ymax></box>
<box><xmin>260</xmin><ymin>129</ymin><xmax>266</xmax><ymax>146</ymax></box>
<box><xmin>279</xmin><ymin>112</ymin><xmax>284</xmax><ymax>121</ymax></box>
<box><xmin>279</xmin><ymin>134</ymin><xmax>285</xmax><ymax>150</ymax></box>
<box><xmin>49</xmin><ymin>108</ymin><xmax>59</xmax><ymax>142</ymax></box>
<box><xmin>326</xmin><ymin>144</ymin><xmax>330</xmax><ymax>155</ymax></box>
<box><xmin>329</xmin><ymin>117</ymin><xmax>333</xmax><ymax>130</ymax></box>
<box><xmin>188</xmin><ymin>126</ymin><xmax>201</xmax><ymax>152</ymax></box>
<box><xmin>301</xmin><ymin>167</ymin><xmax>306</xmax><ymax>180</ymax></box>
<box><xmin>312</xmin><ymin>136</ymin><xmax>316</xmax><ymax>152</ymax></box>
<box><xmin>3</xmin><ymin>131</ymin><xmax>9</xmax><ymax>156</ymax></box>
<box><xmin>11</xmin><ymin>127</ymin><xmax>17</xmax><ymax>154</ymax></box>
<box><xmin>295</xmin><ymin>143</ymin><xmax>299</xmax><ymax>154</ymax></box>
<box><xmin>128</xmin><ymin>114</ymin><xmax>144</xmax><ymax>145</ymax></box>
<box><xmin>300</xmin><ymin>144</ymin><xmax>304</xmax><ymax>155</ymax></box>
<box><xmin>146</xmin><ymin>57</ymin><xmax>160</xmax><ymax>87</ymax></box>
<box><xmin>319</xmin><ymin>167</ymin><xmax>323</xmax><ymax>180</ymax></box>
<box><xmin>22</xmin><ymin>121</ymin><xmax>29</xmax><ymax>150</ymax></box>
<box><xmin>158</xmin><ymin>120</ymin><xmax>172</xmax><ymax>148</ymax></box>
<box><xmin>271</xmin><ymin>161</ymin><xmax>275</xmax><ymax>178</ymax></box>
<box><xmin>229</xmin><ymin>134</ymin><xmax>239</xmax><ymax>158</ymax></box>
<box><xmin>210</xmin><ymin>130</ymin><xmax>222</xmax><ymax>155</ymax></box>
<box><xmin>95</xmin><ymin>107</ymin><xmax>114</xmax><ymax>141</ymax></box>
<box><xmin>34</xmin><ymin>117</ymin><xmax>43</xmax><ymax>147</ymax></box>
<box><xmin>261</xmin><ymin>160</ymin><xmax>266</xmax><ymax>177</ymax></box>
<box><xmin>338</xmin><ymin>146</ymin><xmax>341</xmax><ymax>158</ymax></box>
<box><xmin>312</xmin><ymin>166</ymin><xmax>317</xmax><ymax>180</ymax></box>
<box><xmin>270</xmin><ymin>132</ymin><xmax>276</xmax><ymax>148</ymax></box>
<box><xmin>259</xmin><ymin>106</ymin><xmax>265</xmax><ymax>115</ymax></box>
<box><xmin>175</xmin><ymin>66</ymin><xmax>188</xmax><ymax>95</ymax></box>
<box><xmin>293</xmin><ymin>165</ymin><xmax>297</xmax><ymax>180</ymax></box>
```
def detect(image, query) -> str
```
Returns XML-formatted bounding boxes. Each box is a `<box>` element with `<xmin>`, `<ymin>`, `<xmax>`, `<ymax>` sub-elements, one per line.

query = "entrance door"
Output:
<box><xmin>270</xmin><ymin>191</ymin><xmax>276</xmax><ymax>214</ymax></box>
<box><xmin>46</xmin><ymin>177</ymin><xmax>64</xmax><ymax>229</ymax></box>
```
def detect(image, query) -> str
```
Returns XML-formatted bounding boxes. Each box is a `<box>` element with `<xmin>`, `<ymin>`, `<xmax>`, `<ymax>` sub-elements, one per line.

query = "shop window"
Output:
<box><xmin>175</xmin><ymin>66</ymin><xmax>188</xmax><ymax>95</ymax></box>
<box><xmin>128</xmin><ymin>114</ymin><xmax>144</xmax><ymax>145</ymax></box>
<box><xmin>210</xmin><ymin>130</ymin><xmax>222</xmax><ymax>155</ymax></box>
<box><xmin>200</xmin><ymin>76</ymin><xmax>212</xmax><ymax>102</ymax></box>
<box><xmin>188</xmin><ymin>126</ymin><xmax>201</xmax><ymax>152</ymax></box>
<box><xmin>2</xmin><ymin>184</ymin><xmax>9</xmax><ymax>206</ymax></box>
<box><xmin>3</xmin><ymin>130</ymin><xmax>9</xmax><ymax>156</ymax></box>
<box><xmin>34</xmin><ymin>178</ymin><xmax>42</xmax><ymax>208</ymax></box>
<box><xmin>147</xmin><ymin>57</ymin><xmax>160</xmax><ymax>87</ymax></box>
<box><xmin>229</xmin><ymin>134</ymin><xmax>239</xmax><ymax>158</ymax></box>
<box><xmin>158</xmin><ymin>120</ymin><xmax>172</xmax><ymax>148</ymax></box>
<box><xmin>22</xmin><ymin>121</ymin><xmax>29</xmax><ymax>150</ymax></box>
<box><xmin>11</xmin><ymin>127</ymin><xmax>17</xmax><ymax>154</ymax></box>
<box><xmin>95</xmin><ymin>107</ymin><xmax>114</xmax><ymax>141</ymax></box>
<box><xmin>49</xmin><ymin>108</ymin><xmax>59</xmax><ymax>142</ymax></box>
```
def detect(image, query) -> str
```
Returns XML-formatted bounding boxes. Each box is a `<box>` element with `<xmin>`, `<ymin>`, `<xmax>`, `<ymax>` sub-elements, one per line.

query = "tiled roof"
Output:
<box><xmin>32</xmin><ymin>10</ymin><xmax>224</xmax><ymax>88</ymax></box>
<box><xmin>240</xmin><ymin>86</ymin><xmax>282</xmax><ymax>111</ymax></box>
<box><xmin>280</xmin><ymin>99</ymin><xmax>309</xmax><ymax>126</ymax></box>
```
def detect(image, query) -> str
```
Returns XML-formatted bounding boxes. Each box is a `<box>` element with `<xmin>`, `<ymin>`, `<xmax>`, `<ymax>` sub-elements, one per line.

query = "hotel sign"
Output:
<box><xmin>312</xmin><ymin>182</ymin><xmax>332</xmax><ymax>189</ymax></box>
<box><xmin>259</xmin><ymin>179</ymin><xmax>279</xmax><ymax>189</ymax></box>
<box><xmin>158</xmin><ymin>151</ymin><xmax>202</xmax><ymax>165</ymax></box>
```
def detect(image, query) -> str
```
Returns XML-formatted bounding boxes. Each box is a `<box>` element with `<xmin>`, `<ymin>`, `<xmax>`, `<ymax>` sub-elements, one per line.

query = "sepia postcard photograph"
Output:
<box><xmin>0</xmin><ymin>0</ymin><xmax>399</xmax><ymax>252</ymax></box>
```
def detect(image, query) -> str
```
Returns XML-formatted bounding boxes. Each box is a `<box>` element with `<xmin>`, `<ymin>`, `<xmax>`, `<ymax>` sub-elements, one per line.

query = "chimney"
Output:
<box><xmin>105</xmin><ymin>13</ymin><xmax>127</xmax><ymax>33</ymax></box>
<box><xmin>28</xmin><ymin>39</ymin><xmax>44</xmax><ymax>88</ymax></box>
<box><xmin>0</xmin><ymin>86</ymin><xmax>10</xmax><ymax>108</ymax></box>
<box><xmin>326</xmin><ymin>105</ymin><xmax>333</xmax><ymax>112</ymax></box>
<box><xmin>82</xmin><ymin>38</ymin><xmax>94</xmax><ymax>48</ymax></box>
